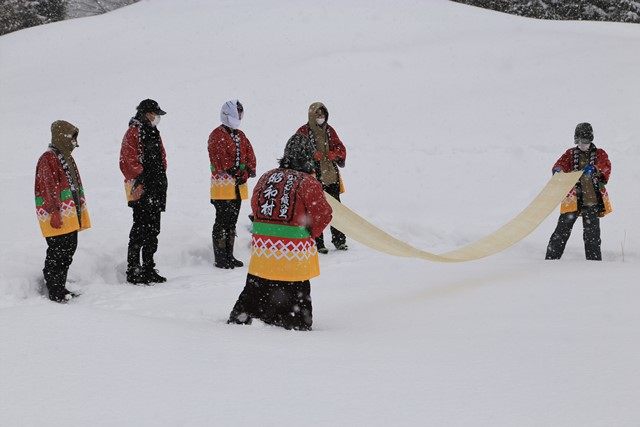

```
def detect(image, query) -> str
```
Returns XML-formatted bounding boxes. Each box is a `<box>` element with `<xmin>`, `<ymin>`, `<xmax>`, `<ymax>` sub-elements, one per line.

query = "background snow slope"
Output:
<box><xmin>1</xmin><ymin>0</ymin><xmax>639</xmax><ymax>425</ymax></box>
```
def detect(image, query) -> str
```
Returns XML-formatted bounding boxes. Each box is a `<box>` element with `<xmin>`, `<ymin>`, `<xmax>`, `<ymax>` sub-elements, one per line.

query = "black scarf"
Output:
<box><xmin>571</xmin><ymin>144</ymin><xmax>603</xmax><ymax>213</ymax></box>
<box><xmin>130</xmin><ymin>117</ymin><xmax>168</xmax><ymax>211</ymax></box>
<box><xmin>230</xmin><ymin>129</ymin><xmax>241</xmax><ymax>170</ymax></box>
<box><xmin>50</xmin><ymin>145</ymin><xmax>82</xmax><ymax>226</ymax></box>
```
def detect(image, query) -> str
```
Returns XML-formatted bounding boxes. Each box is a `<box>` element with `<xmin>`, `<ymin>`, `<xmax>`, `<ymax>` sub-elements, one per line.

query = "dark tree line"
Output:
<box><xmin>66</xmin><ymin>0</ymin><xmax>138</xmax><ymax>19</ymax></box>
<box><xmin>0</xmin><ymin>0</ymin><xmax>65</xmax><ymax>35</ymax></box>
<box><xmin>451</xmin><ymin>0</ymin><xmax>640</xmax><ymax>23</ymax></box>
<box><xmin>0</xmin><ymin>0</ymin><xmax>138</xmax><ymax>36</ymax></box>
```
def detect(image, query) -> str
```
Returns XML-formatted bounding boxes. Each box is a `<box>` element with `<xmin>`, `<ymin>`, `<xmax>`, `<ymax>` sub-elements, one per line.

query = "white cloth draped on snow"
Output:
<box><xmin>325</xmin><ymin>171</ymin><xmax>582</xmax><ymax>262</ymax></box>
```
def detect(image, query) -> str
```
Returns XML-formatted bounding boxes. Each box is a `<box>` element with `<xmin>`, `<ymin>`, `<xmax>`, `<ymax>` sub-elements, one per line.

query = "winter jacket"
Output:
<box><xmin>35</xmin><ymin>146</ymin><xmax>91</xmax><ymax>238</ymax></box>
<box><xmin>208</xmin><ymin>125</ymin><xmax>256</xmax><ymax>200</ymax></box>
<box><xmin>296</xmin><ymin>102</ymin><xmax>346</xmax><ymax>189</ymax></box>
<box><xmin>120</xmin><ymin>117</ymin><xmax>168</xmax><ymax>211</ymax></box>
<box><xmin>248</xmin><ymin>168</ymin><xmax>332</xmax><ymax>282</ymax></box>
<box><xmin>553</xmin><ymin>145</ymin><xmax>612</xmax><ymax>217</ymax></box>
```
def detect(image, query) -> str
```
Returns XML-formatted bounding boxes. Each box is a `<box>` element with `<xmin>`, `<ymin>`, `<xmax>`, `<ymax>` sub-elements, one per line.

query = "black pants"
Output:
<box><xmin>127</xmin><ymin>204</ymin><xmax>162</xmax><ymax>269</ymax></box>
<box><xmin>546</xmin><ymin>206</ymin><xmax>602</xmax><ymax>260</ymax></box>
<box><xmin>229</xmin><ymin>274</ymin><xmax>313</xmax><ymax>331</ymax></box>
<box><xmin>212</xmin><ymin>199</ymin><xmax>241</xmax><ymax>238</ymax></box>
<box><xmin>43</xmin><ymin>231</ymin><xmax>78</xmax><ymax>290</ymax></box>
<box><xmin>317</xmin><ymin>182</ymin><xmax>346</xmax><ymax>248</ymax></box>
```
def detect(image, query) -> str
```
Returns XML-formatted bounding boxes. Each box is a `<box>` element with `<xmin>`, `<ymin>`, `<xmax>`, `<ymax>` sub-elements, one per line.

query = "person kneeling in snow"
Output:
<box><xmin>35</xmin><ymin>121</ymin><xmax>91</xmax><ymax>302</ymax></box>
<box><xmin>227</xmin><ymin>134</ymin><xmax>332</xmax><ymax>331</ymax></box>
<box><xmin>545</xmin><ymin>122</ymin><xmax>612</xmax><ymax>261</ymax></box>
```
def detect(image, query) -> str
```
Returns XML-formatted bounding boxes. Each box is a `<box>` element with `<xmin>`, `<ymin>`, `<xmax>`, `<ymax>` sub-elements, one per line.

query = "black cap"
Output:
<box><xmin>574</xmin><ymin>122</ymin><xmax>593</xmax><ymax>142</ymax></box>
<box><xmin>136</xmin><ymin>99</ymin><xmax>166</xmax><ymax>115</ymax></box>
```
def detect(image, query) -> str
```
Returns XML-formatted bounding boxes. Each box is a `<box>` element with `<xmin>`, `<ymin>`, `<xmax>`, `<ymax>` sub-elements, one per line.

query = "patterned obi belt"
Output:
<box><xmin>248</xmin><ymin>221</ymin><xmax>320</xmax><ymax>282</ymax></box>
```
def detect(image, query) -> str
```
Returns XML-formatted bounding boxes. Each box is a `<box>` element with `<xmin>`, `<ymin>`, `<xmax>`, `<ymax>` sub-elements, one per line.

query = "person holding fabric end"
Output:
<box><xmin>227</xmin><ymin>134</ymin><xmax>332</xmax><ymax>330</ymax></box>
<box><xmin>296</xmin><ymin>102</ymin><xmax>347</xmax><ymax>254</ymax></box>
<box><xmin>208</xmin><ymin>99</ymin><xmax>256</xmax><ymax>269</ymax></box>
<box><xmin>545</xmin><ymin>122</ymin><xmax>612</xmax><ymax>261</ymax></box>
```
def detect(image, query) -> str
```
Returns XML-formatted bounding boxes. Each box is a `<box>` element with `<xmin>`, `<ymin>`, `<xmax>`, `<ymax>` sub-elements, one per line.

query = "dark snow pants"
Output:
<box><xmin>212</xmin><ymin>199</ymin><xmax>241</xmax><ymax>243</ymax></box>
<box><xmin>545</xmin><ymin>206</ymin><xmax>601</xmax><ymax>261</ymax></box>
<box><xmin>127</xmin><ymin>204</ymin><xmax>162</xmax><ymax>270</ymax></box>
<box><xmin>316</xmin><ymin>182</ymin><xmax>346</xmax><ymax>249</ymax></box>
<box><xmin>228</xmin><ymin>274</ymin><xmax>313</xmax><ymax>331</ymax></box>
<box><xmin>43</xmin><ymin>231</ymin><xmax>78</xmax><ymax>291</ymax></box>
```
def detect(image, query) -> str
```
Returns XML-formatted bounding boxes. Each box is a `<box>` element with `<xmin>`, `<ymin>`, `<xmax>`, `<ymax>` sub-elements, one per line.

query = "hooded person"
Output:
<box><xmin>34</xmin><ymin>120</ymin><xmax>91</xmax><ymax>302</ymax></box>
<box><xmin>545</xmin><ymin>122</ymin><xmax>612</xmax><ymax>261</ymax></box>
<box><xmin>208</xmin><ymin>99</ymin><xmax>256</xmax><ymax>269</ymax></box>
<box><xmin>296</xmin><ymin>102</ymin><xmax>347</xmax><ymax>253</ymax></box>
<box><xmin>119</xmin><ymin>99</ymin><xmax>168</xmax><ymax>284</ymax></box>
<box><xmin>227</xmin><ymin>134</ymin><xmax>332</xmax><ymax>331</ymax></box>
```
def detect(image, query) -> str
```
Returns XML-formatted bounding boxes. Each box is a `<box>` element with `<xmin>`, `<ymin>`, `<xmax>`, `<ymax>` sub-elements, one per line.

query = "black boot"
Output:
<box><xmin>227</xmin><ymin>231</ymin><xmax>244</xmax><ymax>268</ymax></box>
<box><xmin>48</xmin><ymin>284</ymin><xmax>77</xmax><ymax>303</ymax></box>
<box><xmin>227</xmin><ymin>311</ymin><xmax>252</xmax><ymax>325</ymax></box>
<box><xmin>316</xmin><ymin>234</ymin><xmax>329</xmax><ymax>254</ymax></box>
<box><xmin>213</xmin><ymin>229</ymin><xmax>233</xmax><ymax>269</ymax></box>
<box><xmin>127</xmin><ymin>266</ymin><xmax>151</xmax><ymax>285</ymax></box>
<box><xmin>144</xmin><ymin>267</ymin><xmax>167</xmax><ymax>283</ymax></box>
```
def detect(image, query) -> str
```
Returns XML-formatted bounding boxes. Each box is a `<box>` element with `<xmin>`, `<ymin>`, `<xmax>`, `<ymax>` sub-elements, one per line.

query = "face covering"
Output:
<box><xmin>577</xmin><ymin>142</ymin><xmax>590</xmax><ymax>152</ymax></box>
<box><xmin>151</xmin><ymin>115</ymin><xmax>161</xmax><ymax>126</ymax></box>
<box><xmin>315</xmin><ymin>117</ymin><xmax>325</xmax><ymax>126</ymax></box>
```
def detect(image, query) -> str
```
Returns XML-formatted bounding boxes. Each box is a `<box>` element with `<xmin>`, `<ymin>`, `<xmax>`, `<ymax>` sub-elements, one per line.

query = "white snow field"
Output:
<box><xmin>1</xmin><ymin>0</ymin><xmax>639</xmax><ymax>425</ymax></box>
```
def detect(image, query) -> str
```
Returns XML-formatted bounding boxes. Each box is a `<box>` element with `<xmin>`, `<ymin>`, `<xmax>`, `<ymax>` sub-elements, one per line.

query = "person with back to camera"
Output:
<box><xmin>227</xmin><ymin>134</ymin><xmax>332</xmax><ymax>331</ymax></box>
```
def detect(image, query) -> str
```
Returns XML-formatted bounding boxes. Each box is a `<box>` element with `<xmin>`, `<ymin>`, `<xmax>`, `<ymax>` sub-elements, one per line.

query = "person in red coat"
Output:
<box><xmin>119</xmin><ymin>99</ymin><xmax>168</xmax><ymax>284</ymax></box>
<box><xmin>296</xmin><ymin>102</ymin><xmax>347</xmax><ymax>253</ymax></box>
<box><xmin>34</xmin><ymin>120</ymin><xmax>91</xmax><ymax>302</ymax></box>
<box><xmin>208</xmin><ymin>100</ymin><xmax>256</xmax><ymax>269</ymax></box>
<box><xmin>228</xmin><ymin>134</ymin><xmax>332</xmax><ymax>331</ymax></box>
<box><xmin>545</xmin><ymin>122</ymin><xmax>612</xmax><ymax>260</ymax></box>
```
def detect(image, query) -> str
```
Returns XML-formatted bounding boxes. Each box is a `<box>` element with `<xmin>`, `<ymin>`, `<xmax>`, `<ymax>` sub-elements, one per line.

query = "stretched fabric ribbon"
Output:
<box><xmin>325</xmin><ymin>171</ymin><xmax>582</xmax><ymax>262</ymax></box>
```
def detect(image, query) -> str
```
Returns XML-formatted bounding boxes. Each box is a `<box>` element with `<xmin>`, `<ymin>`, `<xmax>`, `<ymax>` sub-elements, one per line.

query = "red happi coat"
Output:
<box><xmin>553</xmin><ymin>147</ymin><xmax>612</xmax><ymax>217</ymax></box>
<box><xmin>34</xmin><ymin>150</ymin><xmax>91</xmax><ymax>237</ymax></box>
<box><xmin>296</xmin><ymin>124</ymin><xmax>346</xmax><ymax>166</ymax></box>
<box><xmin>208</xmin><ymin>126</ymin><xmax>257</xmax><ymax>200</ymax></box>
<box><xmin>248</xmin><ymin>168</ymin><xmax>332</xmax><ymax>282</ymax></box>
<box><xmin>297</xmin><ymin>124</ymin><xmax>346</xmax><ymax>191</ymax></box>
<box><xmin>119</xmin><ymin>120</ymin><xmax>167</xmax><ymax>202</ymax></box>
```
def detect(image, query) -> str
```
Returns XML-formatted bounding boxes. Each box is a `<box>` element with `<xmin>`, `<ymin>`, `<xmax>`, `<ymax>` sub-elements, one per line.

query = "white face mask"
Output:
<box><xmin>151</xmin><ymin>115</ymin><xmax>161</xmax><ymax>126</ymax></box>
<box><xmin>577</xmin><ymin>142</ymin><xmax>590</xmax><ymax>152</ymax></box>
<box><xmin>315</xmin><ymin>117</ymin><xmax>325</xmax><ymax>126</ymax></box>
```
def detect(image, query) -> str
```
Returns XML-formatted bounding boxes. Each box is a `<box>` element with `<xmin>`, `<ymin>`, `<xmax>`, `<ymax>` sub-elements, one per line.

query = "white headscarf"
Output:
<box><xmin>220</xmin><ymin>99</ymin><xmax>243</xmax><ymax>129</ymax></box>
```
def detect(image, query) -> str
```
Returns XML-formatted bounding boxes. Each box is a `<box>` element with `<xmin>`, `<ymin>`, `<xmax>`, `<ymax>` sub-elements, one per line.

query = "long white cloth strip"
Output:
<box><xmin>325</xmin><ymin>171</ymin><xmax>582</xmax><ymax>263</ymax></box>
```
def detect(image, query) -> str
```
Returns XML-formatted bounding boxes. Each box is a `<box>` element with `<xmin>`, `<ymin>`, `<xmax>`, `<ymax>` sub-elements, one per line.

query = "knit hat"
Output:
<box><xmin>136</xmin><ymin>99</ymin><xmax>166</xmax><ymax>115</ymax></box>
<box><xmin>220</xmin><ymin>99</ymin><xmax>244</xmax><ymax>129</ymax></box>
<box><xmin>279</xmin><ymin>134</ymin><xmax>316</xmax><ymax>173</ymax></box>
<box><xmin>574</xmin><ymin>122</ymin><xmax>594</xmax><ymax>142</ymax></box>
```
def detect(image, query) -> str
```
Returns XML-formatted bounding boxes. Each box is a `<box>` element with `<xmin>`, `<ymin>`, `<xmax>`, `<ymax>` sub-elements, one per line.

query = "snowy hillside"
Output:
<box><xmin>1</xmin><ymin>0</ymin><xmax>639</xmax><ymax>425</ymax></box>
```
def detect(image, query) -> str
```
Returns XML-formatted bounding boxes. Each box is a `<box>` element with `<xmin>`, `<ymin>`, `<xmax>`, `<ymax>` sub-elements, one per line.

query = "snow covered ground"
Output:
<box><xmin>1</xmin><ymin>0</ymin><xmax>639</xmax><ymax>425</ymax></box>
